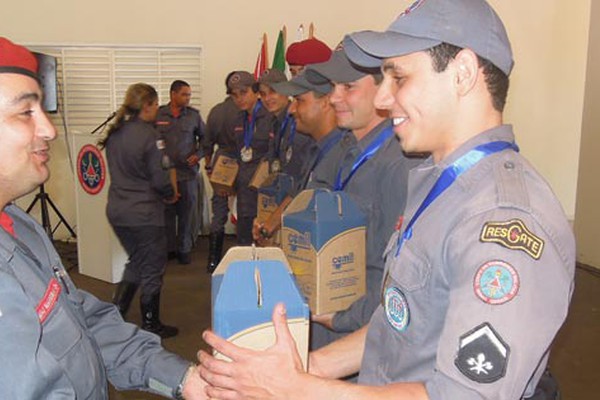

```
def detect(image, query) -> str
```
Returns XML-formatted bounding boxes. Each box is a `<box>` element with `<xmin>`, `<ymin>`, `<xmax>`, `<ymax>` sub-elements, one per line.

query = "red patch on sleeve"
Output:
<box><xmin>36</xmin><ymin>278</ymin><xmax>62</xmax><ymax>324</ymax></box>
<box><xmin>0</xmin><ymin>212</ymin><xmax>15</xmax><ymax>236</ymax></box>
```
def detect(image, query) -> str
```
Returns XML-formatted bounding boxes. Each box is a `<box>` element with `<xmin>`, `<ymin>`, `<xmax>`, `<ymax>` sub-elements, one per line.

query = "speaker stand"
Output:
<box><xmin>26</xmin><ymin>184</ymin><xmax>77</xmax><ymax>240</ymax></box>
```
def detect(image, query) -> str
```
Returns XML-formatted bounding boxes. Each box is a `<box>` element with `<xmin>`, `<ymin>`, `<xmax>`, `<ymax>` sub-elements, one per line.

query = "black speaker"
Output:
<box><xmin>33</xmin><ymin>52</ymin><xmax>58</xmax><ymax>113</ymax></box>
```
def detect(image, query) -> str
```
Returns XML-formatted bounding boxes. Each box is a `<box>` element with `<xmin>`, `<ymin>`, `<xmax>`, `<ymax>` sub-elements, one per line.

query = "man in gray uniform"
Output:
<box><xmin>303</xmin><ymin>45</ymin><xmax>422</xmax><ymax>351</ymax></box>
<box><xmin>198</xmin><ymin>1</ymin><xmax>575</xmax><ymax>399</ymax></box>
<box><xmin>252</xmin><ymin>72</ymin><xmax>345</xmax><ymax>243</ymax></box>
<box><xmin>228</xmin><ymin>71</ymin><xmax>273</xmax><ymax>245</ymax></box>
<box><xmin>203</xmin><ymin>72</ymin><xmax>239</xmax><ymax>273</ymax></box>
<box><xmin>0</xmin><ymin>37</ymin><xmax>206</xmax><ymax>400</ymax></box>
<box><xmin>156</xmin><ymin>80</ymin><xmax>205</xmax><ymax>265</ymax></box>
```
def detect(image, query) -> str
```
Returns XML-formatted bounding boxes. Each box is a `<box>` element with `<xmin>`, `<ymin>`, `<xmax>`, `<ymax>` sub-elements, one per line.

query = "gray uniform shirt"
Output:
<box><xmin>359</xmin><ymin>126</ymin><xmax>575</xmax><ymax>400</ymax></box>
<box><xmin>331</xmin><ymin>121</ymin><xmax>422</xmax><ymax>333</ymax></box>
<box><xmin>105</xmin><ymin>118</ymin><xmax>173</xmax><ymax>227</ymax></box>
<box><xmin>156</xmin><ymin>104</ymin><xmax>205</xmax><ymax>181</ymax></box>
<box><xmin>304</xmin><ymin>127</ymin><xmax>346</xmax><ymax>191</ymax></box>
<box><xmin>203</xmin><ymin>97</ymin><xmax>238</xmax><ymax>158</ymax></box>
<box><xmin>0</xmin><ymin>205</ymin><xmax>189</xmax><ymax>399</ymax></box>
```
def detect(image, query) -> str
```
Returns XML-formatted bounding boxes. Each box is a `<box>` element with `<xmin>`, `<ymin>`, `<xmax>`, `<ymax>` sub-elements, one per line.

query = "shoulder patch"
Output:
<box><xmin>473</xmin><ymin>260</ymin><xmax>519</xmax><ymax>305</ymax></box>
<box><xmin>455</xmin><ymin>322</ymin><xmax>509</xmax><ymax>383</ymax></box>
<box><xmin>156</xmin><ymin>139</ymin><xmax>165</xmax><ymax>150</ymax></box>
<box><xmin>384</xmin><ymin>286</ymin><xmax>410</xmax><ymax>332</ymax></box>
<box><xmin>480</xmin><ymin>219</ymin><xmax>544</xmax><ymax>260</ymax></box>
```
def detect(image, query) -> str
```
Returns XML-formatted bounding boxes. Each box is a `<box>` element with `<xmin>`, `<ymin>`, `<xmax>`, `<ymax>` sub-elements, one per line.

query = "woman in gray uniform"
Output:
<box><xmin>99</xmin><ymin>83</ymin><xmax>178</xmax><ymax>339</ymax></box>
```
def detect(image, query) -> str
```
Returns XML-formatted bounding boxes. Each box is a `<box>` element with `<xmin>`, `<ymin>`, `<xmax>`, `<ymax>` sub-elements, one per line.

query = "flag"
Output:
<box><xmin>254</xmin><ymin>33</ymin><xmax>268</xmax><ymax>80</ymax></box>
<box><xmin>272</xmin><ymin>27</ymin><xmax>286</xmax><ymax>71</ymax></box>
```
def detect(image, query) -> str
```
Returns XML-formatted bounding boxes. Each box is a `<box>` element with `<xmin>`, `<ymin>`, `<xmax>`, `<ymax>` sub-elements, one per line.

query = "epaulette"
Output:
<box><xmin>493</xmin><ymin>152</ymin><xmax>531</xmax><ymax>211</ymax></box>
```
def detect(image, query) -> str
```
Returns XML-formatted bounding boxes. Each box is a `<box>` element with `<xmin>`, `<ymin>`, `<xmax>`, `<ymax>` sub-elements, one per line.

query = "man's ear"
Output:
<box><xmin>453</xmin><ymin>48</ymin><xmax>480</xmax><ymax>97</ymax></box>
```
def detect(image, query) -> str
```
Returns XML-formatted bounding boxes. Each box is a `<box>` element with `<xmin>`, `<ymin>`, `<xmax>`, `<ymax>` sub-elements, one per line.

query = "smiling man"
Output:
<box><xmin>198</xmin><ymin>1</ymin><xmax>575</xmax><ymax>399</ymax></box>
<box><xmin>0</xmin><ymin>37</ymin><xmax>207</xmax><ymax>400</ymax></box>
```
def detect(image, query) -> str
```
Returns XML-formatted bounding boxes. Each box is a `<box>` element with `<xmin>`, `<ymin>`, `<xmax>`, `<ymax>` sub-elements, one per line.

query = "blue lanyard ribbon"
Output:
<box><xmin>243</xmin><ymin>101</ymin><xmax>262</xmax><ymax>148</ymax></box>
<box><xmin>334</xmin><ymin>126</ymin><xmax>394</xmax><ymax>191</ymax></box>
<box><xmin>274</xmin><ymin>114</ymin><xmax>291</xmax><ymax>157</ymax></box>
<box><xmin>275</xmin><ymin>114</ymin><xmax>296</xmax><ymax>158</ymax></box>
<box><xmin>395</xmin><ymin>140</ymin><xmax>519</xmax><ymax>256</ymax></box>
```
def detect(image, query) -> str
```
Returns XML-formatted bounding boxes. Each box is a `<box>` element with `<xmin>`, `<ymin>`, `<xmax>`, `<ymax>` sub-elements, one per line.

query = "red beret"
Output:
<box><xmin>285</xmin><ymin>38</ymin><xmax>332</xmax><ymax>66</ymax></box>
<box><xmin>0</xmin><ymin>37</ymin><xmax>38</xmax><ymax>79</ymax></box>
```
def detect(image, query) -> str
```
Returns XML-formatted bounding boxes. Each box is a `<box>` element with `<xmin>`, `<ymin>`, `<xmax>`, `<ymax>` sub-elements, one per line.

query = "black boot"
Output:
<box><xmin>206</xmin><ymin>231</ymin><xmax>225</xmax><ymax>273</ymax></box>
<box><xmin>140</xmin><ymin>293</ymin><xmax>179</xmax><ymax>339</ymax></box>
<box><xmin>112</xmin><ymin>281</ymin><xmax>138</xmax><ymax>317</ymax></box>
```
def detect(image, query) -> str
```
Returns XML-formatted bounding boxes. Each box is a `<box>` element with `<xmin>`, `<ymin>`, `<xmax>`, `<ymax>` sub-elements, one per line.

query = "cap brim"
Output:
<box><xmin>272</xmin><ymin>75</ymin><xmax>332</xmax><ymax>96</ymax></box>
<box><xmin>345</xmin><ymin>31</ymin><xmax>441</xmax><ymax>67</ymax></box>
<box><xmin>271</xmin><ymin>81</ymin><xmax>308</xmax><ymax>97</ymax></box>
<box><xmin>304</xmin><ymin>50</ymin><xmax>367</xmax><ymax>84</ymax></box>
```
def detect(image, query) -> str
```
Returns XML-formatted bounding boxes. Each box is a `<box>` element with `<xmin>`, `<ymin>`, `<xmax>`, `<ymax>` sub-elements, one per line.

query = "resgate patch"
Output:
<box><xmin>473</xmin><ymin>260</ymin><xmax>519</xmax><ymax>305</ymax></box>
<box><xmin>455</xmin><ymin>322</ymin><xmax>509</xmax><ymax>383</ymax></box>
<box><xmin>480</xmin><ymin>219</ymin><xmax>544</xmax><ymax>260</ymax></box>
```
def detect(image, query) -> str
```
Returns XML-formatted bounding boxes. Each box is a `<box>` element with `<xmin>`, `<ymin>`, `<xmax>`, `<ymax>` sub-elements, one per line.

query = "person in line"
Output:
<box><xmin>198</xmin><ymin>1</ymin><xmax>575</xmax><ymax>399</ymax></box>
<box><xmin>156</xmin><ymin>80</ymin><xmax>205</xmax><ymax>265</ymax></box>
<box><xmin>203</xmin><ymin>72</ymin><xmax>239</xmax><ymax>273</ymax></box>
<box><xmin>228</xmin><ymin>71</ymin><xmax>272</xmax><ymax>245</ymax></box>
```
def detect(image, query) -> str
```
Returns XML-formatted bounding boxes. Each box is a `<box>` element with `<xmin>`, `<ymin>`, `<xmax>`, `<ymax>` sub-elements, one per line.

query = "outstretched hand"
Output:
<box><xmin>198</xmin><ymin>303</ymin><xmax>304</xmax><ymax>399</ymax></box>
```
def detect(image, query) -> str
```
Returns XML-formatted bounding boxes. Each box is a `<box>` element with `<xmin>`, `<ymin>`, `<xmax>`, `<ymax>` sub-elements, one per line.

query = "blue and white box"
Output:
<box><xmin>212</xmin><ymin>247</ymin><xmax>309</xmax><ymax>369</ymax></box>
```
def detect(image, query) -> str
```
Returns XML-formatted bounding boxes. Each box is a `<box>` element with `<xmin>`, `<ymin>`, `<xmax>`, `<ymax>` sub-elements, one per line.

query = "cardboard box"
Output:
<box><xmin>281</xmin><ymin>189</ymin><xmax>367</xmax><ymax>315</ymax></box>
<box><xmin>212</xmin><ymin>246</ymin><xmax>309</xmax><ymax>369</ymax></box>
<box><xmin>209</xmin><ymin>153</ymin><xmax>238</xmax><ymax>194</ymax></box>
<box><xmin>249</xmin><ymin>159</ymin><xmax>271</xmax><ymax>189</ymax></box>
<box><xmin>256</xmin><ymin>174</ymin><xmax>295</xmax><ymax>245</ymax></box>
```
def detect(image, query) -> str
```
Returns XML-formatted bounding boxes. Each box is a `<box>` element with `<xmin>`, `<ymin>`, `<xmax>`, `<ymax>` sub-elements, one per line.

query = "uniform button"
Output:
<box><xmin>504</xmin><ymin>161</ymin><xmax>515</xmax><ymax>170</ymax></box>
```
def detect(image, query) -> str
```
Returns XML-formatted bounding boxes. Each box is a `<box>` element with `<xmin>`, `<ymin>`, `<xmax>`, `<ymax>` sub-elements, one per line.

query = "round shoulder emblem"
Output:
<box><xmin>384</xmin><ymin>286</ymin><xmax>410</xmax><ymax>332</ymax></box>
<box><xmin>473</xmin><ymin>260</ymin><xmax>520</xmax><ymax>305</ymax></box>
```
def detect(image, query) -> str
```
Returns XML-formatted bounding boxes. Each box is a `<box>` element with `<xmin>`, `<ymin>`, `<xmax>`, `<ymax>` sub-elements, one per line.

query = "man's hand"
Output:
<box><xmin>187</xmin><ymin>154</ymin><xmax>201</xmax><ymax>166</ymax></box>
<box><xmin>182</xmin><ymin>365</ymin><xmax>209</xmax><ymax>400</ymax></box>
<box><xmin>164</xmin><ymin>192</ymin><xmax>181</xmax><ymax>205</ymax></box>
<box><xmin>198</xmin><ymin>303</ymin><xmax>304</xmax><ymax>399</ymax></box>
<box><xmin>252</xmin><ymin>219</ymin><xmax>273</xmax><ymax>246</ymax></box>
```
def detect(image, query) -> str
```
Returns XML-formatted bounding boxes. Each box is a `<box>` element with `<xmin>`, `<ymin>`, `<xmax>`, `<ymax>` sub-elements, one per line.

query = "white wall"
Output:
<box><xmin>1</xmin><ymin>0</ymin><xmax>591</xmax><ymax>239</ymax></box>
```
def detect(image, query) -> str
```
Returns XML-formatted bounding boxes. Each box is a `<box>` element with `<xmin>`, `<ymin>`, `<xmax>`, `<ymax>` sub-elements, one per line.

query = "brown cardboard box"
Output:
<box><xmin>281</xmin><ymin>189</ymin><xmax>367</xmax><ymax>315</ymax></box>
<box><xmin>209</xmin><ymin>154</ymin><xmax>238</xmax><ymax>194</ymax></box>
<box><xmin>249</xmin><ymin>159</ymin><xmax>271</xmax><ymax>189</ymax></box>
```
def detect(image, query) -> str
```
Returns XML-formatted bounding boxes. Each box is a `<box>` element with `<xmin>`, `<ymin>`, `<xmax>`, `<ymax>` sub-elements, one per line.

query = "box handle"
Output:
<box><xmin>254</xmin><ymin>266</ymin><xmax>263</xmax><ymax>308</ymax></box>
<box><xmin>336</xmin><ymin>193</ymin><xmax>343</xmax><ymax>216</ymax></box>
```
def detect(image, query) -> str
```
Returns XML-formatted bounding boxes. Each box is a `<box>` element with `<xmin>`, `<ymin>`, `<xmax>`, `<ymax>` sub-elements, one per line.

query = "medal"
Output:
<box><xmin>240</xmin><ymin>146</ymin><xmax>253</xmax><ymax>162</ymax></box>
<box><xmin>271</xmin><ymin>159</ymin><xmax>281</xmax><ymax>173</ymax></box>
<box><xmin>285</xmin><ymin>146</ymin><xmax>293</xmax><ymax>163</ymax></box>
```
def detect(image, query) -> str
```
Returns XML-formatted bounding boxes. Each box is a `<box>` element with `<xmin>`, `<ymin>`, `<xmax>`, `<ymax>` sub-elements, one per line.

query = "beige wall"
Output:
<box><xmin>1</xmin><ymin>0</ymin><xmax>591</xmax><ymax>240</ymax></box>
<box><xmin>575</xmin><ymin>0</ymin><xmax>600</xmax><ymax>268</ymax></box>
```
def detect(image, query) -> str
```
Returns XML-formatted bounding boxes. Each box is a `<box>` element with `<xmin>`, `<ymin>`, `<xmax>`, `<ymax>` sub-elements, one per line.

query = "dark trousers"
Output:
<box><xmin>113</xmin><ymin>225</ymin><xmax>167</xmax><ymax>303</ymax></box>
<box><xmin>166</xmin><ymin>178</ymin><xmax>198</xmax><ymax>254</ymax></box>
<box><xmin>210</xmin><ymin>192</ymin><xmax>230</xmax><ymax>234</ymax></box>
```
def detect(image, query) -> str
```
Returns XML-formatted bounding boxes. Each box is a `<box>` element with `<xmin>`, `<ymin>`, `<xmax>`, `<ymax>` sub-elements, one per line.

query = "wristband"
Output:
<box><xmin>174</xmin><ymin>364</ymin><xmax>196</xmax><ymax>400</ymax></box>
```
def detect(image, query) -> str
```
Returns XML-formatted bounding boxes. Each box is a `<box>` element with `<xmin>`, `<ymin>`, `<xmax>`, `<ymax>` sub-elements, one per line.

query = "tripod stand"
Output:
<box><xmin>26</xmin><ymin>184</ymin><xmax>77</xmax><ymax>240</ymax></box>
